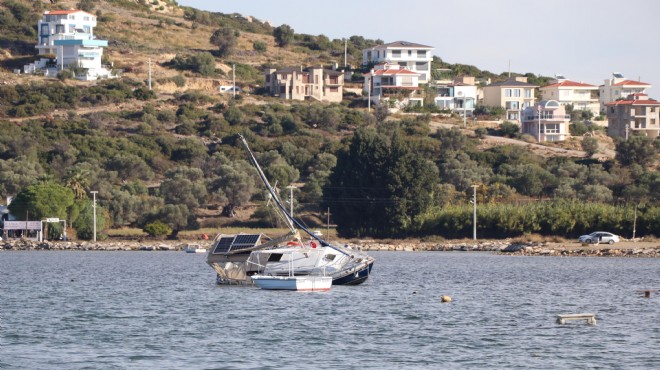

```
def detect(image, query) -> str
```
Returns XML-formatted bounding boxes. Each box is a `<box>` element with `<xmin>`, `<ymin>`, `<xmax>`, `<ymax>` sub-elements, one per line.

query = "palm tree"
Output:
<box><xmin>65</xmin><ymin>168</ymin><xmax>90</xmax><ymax>199</ymax></box>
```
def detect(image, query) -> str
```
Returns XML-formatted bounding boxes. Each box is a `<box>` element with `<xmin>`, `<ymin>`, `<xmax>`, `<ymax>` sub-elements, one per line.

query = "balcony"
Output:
<box><xmin>524</xmin><ymin>115</ymin><xmax>570</xmax><ymax>121</ymax></box>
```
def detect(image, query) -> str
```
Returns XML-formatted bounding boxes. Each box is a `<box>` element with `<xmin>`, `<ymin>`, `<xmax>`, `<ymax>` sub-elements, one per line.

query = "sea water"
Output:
<box><xmin>1</xmin><ymin>251</ymin><xmax>658</xmax><ymax>369</ymax></box>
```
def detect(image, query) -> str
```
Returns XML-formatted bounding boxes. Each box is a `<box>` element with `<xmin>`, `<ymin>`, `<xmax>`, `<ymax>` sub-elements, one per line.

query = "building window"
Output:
<box><xmin>69</xmin><ymin>25</ymin><xmax>75</xmax><ymax>33</ymax></box>
<box><xmin>504</xmin><ymin>89</ymin><xmax>512</xmax><ymax>97</ymax></box>
<box><xmin>83</xmin><ymin>25</ymin><xmax>90</xmax><ymax>34</ymax></box>
<box><xmin>265</xmin><ymin>75</ymin><xmax>270</xmax><ymax>83</ymax></box>
<box><xmin>366</xmin><ymin>51</ymin><xmax>371</xmax><ymax>61</ymax></box>
<box><xmin>392</xmin><ymin>50</ymin><xmax>401</xmax><ymax>58</ymax></box>
<box><xmin>545</xmin><ymin>124</ymin><xmax>559</xmax><ymax>134</ymax></box>
<box><xmin>513</xmin><ymin>89</ymin><xmax>521</xmax><ymax>97</ymax></box>
<box><xmin>408</xmin><ymin>50</ymin><xmax>412</xmax><ymax>56</ymax></box>
<box><xmin>525</xmin><ymin>89</ymin><xmax>532</xmax><ymax>98</ymax></box>
<box><xmin>83</xmin><ymin>16</ymin><xmax>90</xmax><ymax>21</ymax></box>
<box><xmin>417</xmin><ymin>50</ymin><xmax>426</xmax><ymax>58</ymax></box>
<box><xmin>329</xmin><ymin>87</ymin><xmax>338</xmax><ymax>92</ymax></box>
<box><xmin>56</xmin><ymin>24</ymin><xmax>65</xmax><ymax>34</ymax></box>
<box><xmin>41</xmin><ymin>24</ymin><xmax>49</xmax><ymax>35</ymax></box>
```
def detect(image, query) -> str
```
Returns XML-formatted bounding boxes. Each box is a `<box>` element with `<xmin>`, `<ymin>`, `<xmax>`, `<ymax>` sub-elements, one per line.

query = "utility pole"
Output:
<box><xmin>344</xmin><ymin>38</ymin><xmax>347</xmax><ymax>68</ymax></box>
<box><xmin>633</xmin><ymin>204</ymin><xmax>638</xmax><ymax>241</ymax></box>
<box><xmin>232</xmin><ymin>63</ymin><xmax>236</xmax><ymax>99</ymax></box>
<box><xmin>472</xmin><ymin>185</ymin><xmax>479</xmax><ymax>240</ymax></box>
<box><xmin>90</xmin><ymin>191</ymin><xmax>98</xmax><ymax>242</ymax></box>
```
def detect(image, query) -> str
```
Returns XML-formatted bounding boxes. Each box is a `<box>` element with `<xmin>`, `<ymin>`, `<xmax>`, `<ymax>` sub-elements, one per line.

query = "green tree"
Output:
<box><xmin>615</xmin><ymin>136</ymin><xmax>658</xmax><ymax>167</ymax></box>
<box><xmin>324</xmin><ymin>128</ymin><xmax>438</xmax><ymax>237</ymax></box>
<box><xmin>208</xmin><ymin>157</ymin><xmax>258</xmax><ymax>217</ymax></box>
<box><xmin>581</xmin><ymin>137</ymin><xmax>599</xmax><ymax>157</ymax></box>
<box><xmin>8</xmin><ymin>183</ymin><xmax>74</xmax><ymax>221</ymax></box>
<box><xmin>210</xmin><ymin>27</ymin><xmax>239</xmax><ymax>58</ymax></box>
<box><xmin>71</xmin><ymin>200</ymin><xmax>108</xmax><ymax>240</ymax></box>
<box><xmin>273</xmin><ymin>24</ymin><xmax>294</xmax><ymax>47</ymax></box>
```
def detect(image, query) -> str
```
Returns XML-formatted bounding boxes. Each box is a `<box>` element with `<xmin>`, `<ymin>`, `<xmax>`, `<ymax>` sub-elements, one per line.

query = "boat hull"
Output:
<box><xmin>251</xmin><ymin>275</ymin><xmax>332</xmax><ymax>291</ymax></box>
<box><xmin>332</xmin><ymin>261</ymin><xmax>374</xmax><ymax>286</ymax></box>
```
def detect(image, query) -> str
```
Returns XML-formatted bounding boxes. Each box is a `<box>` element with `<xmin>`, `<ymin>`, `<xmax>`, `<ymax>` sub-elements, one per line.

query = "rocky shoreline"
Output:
<box><xmin>2</xmin><ymin>239</ymin><xmax>659</xmax><ymax>257</ymax></box>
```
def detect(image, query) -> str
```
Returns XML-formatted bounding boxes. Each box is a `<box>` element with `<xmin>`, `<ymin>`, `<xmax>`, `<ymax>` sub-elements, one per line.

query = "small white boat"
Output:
<box><xmin>251</xmin><ymin>275</ymin><xmax>332</xmax><ymax>291</ymax></box>
<box><xmin>184</xmin><ymin>244</ymin><xmax>207</xmax><ymax>253</ymax></box>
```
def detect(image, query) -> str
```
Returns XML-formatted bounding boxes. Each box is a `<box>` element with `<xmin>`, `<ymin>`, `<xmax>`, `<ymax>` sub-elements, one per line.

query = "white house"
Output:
<box><xmin>364</xmin><ymin>63</ymin><xmax>422</xmax><ymax>108</ymax></box>
<box><xmin>25</xmin><ymin>9</ymin><xmax>112</xmax><ymax>80</ymax></box>
<box><xmin>540</xmin><ymin>75</ymin><xmax>599</xmax><ymax>116</ymax></box>
<box><xmin>362</xmin><ymin>41</ymin><xmax>433</xmax><ymax>83</ymax></box>
<box><xmin>434</xmin><ymin>76</ymin><xmax>478</xmax><ymax>116</ymax></box>
<box><xmin>599</xmin><ymin>73</ymin><xmax>651</xmax><ymax>113</ymax></box>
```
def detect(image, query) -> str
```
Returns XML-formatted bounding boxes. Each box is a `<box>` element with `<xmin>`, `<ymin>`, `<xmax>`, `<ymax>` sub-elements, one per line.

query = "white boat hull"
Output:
<box><xmin>251</xmin><ymin>275</ymin><xmax>332</xmax><ymax>291</ymax></box>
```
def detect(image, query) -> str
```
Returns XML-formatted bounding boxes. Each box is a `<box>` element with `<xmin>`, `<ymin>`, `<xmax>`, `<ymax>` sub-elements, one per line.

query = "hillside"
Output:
<box><xmin>0</xmin><ymin>0</ymin><xmax>657</xmax><ymax>241</ymax></box>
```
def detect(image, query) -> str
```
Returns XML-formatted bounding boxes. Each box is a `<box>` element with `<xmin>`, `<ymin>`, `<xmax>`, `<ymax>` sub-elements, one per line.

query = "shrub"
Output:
<box><xmin>144</xmin><ymin>221</ymin><xmax>172</xmax><ymax>238</ymax></box>
<box><xmin>253</xmin><ymin>41</ymin><xmax>267</xmax><ymax>53</ymax></box>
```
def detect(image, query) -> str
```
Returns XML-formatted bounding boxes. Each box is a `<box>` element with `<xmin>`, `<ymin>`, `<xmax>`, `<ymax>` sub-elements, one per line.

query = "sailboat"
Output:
<box><xmin>206</xmin><ymin>135</ymin><xmax>375</xmax><ymax>286</ymax></box>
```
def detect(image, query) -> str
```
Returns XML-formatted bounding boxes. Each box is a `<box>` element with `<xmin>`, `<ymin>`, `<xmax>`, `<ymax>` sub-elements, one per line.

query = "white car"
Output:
<box><xmin>578</xmin><ymin>231</ymin><xmax>620</xmax><ymax>244</ymax></box>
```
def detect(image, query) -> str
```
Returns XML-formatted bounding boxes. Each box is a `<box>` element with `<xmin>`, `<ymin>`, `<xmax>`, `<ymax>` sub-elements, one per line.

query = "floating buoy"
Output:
<box><xmin>440</xmin><ymin>295</ymin><xmax>452</xmax><ymax>303</ymax></box>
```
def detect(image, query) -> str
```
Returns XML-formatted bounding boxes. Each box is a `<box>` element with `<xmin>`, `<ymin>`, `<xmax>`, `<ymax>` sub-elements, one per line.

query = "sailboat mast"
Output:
<box><xmin>238</xmin><ymin>135</ymin><xmax>346</xmax><ymax>253</ymax></box>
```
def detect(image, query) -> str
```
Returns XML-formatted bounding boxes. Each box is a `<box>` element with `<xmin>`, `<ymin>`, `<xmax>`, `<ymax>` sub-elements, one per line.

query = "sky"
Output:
<box><xmin>178</xmin><ymin>0</ymin><xmax>660</xmax><ymax>95</ymax></box>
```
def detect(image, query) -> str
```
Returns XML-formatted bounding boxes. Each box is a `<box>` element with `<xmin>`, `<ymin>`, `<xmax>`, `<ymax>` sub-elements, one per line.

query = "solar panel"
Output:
<box><xmin>212</xmin><ymin>237</ymin><xmax>235</xmax><ymax>254</ymax></box>
<box><xmin>230</xmin><ymin>234</ymin><xmax>261</xmax><ymax>252</ymax></box>
<box><xmin>613</xmin><ymin>73</ymin><xmax>624</xmax><ymax>78</ymax></box>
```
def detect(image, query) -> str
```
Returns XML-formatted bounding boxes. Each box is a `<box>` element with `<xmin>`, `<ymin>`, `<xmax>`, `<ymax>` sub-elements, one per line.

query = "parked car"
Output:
<box><xmin>578</xmin><ymin>231</ymin><xmax>620</xmax><ymax>244</ymax></box>
<box><xmin>219</xmin><ymin>85</ymin><xmax>242</xmax><ymax>94</ymax></box>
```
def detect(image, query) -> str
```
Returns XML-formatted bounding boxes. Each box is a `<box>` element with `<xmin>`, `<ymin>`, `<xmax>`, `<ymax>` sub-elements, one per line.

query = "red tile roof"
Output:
<box><xmin>373</xmin><ymin>69</ymin><xmax>418</xmax><ymax>76</ymax></box>
<box><xmin>543</xmin><ymin>81</ymin><xmax>596</xmax><ymax>88</ymax></box>
<box><xmin>606</xmin><ymin>99</ymin><xmax>660</xmax><ymax>106</ymax></box>
<box><xmin>612</xmin><ymin>79</ymin><xmax>651</xmax><ymax>86</ymax></box>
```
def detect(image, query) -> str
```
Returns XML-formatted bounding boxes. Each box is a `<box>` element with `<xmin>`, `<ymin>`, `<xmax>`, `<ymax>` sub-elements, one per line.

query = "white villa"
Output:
<box><xmin>362</xmin><ymin>41</ymin><xmax>433</xmax><ymax>83</ymax></box>
<box><xmin>599</xmin><ymin>73</ymin><xmax>651</xmax><ymax>113</ymax></box>
<box><xmin>24</xmin><ymin>9</ymin><xmax>112</xmax><ymax>80</ymax></box>
<box><xmin>540</xmin><ymin>75</ymin><xmax>599</xmax><ymax>116</ymax></box>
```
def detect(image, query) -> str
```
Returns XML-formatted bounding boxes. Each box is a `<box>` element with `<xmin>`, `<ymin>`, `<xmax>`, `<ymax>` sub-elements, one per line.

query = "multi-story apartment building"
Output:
<box><xmin>599</xmin><ymin>73</ymin><xmax>651</xmax><ymax>113</ymax></box>
<box><xmin>25</xmin><ymin>9</ymin><xmax>111</xmax><ymax>80</ymax></box>
<box><xmin>540</xmin><ymin>76</ymin><xmax>599</xmax><ymax>116</ymax></box>
<box><xmin>264</xmin><ymin>66</ymin><xmax>344</xmax><ymax>103</ymax></box>
<box><xmin>605</xmin><ymin>93</ymin><xmax>660</xmax><ymax>139</ymax></box>
<box><xmin>521</xmin><ymin>100</ymin><xmax>571</xmax><ymax>142</ymax></box>
<box><xmin>364</xmin><ymin>63</ymin><xmax>422</xmax><ymax>108</ymax></box>
<box><xmin>482</xmin><ymin>77</ymin><xmax>538</xmax><ymax>122</ymax></box>
<box><xmin>362</xmin><ymin>41</ymin><xmax>433</xmax><ymax>83</ymax></box>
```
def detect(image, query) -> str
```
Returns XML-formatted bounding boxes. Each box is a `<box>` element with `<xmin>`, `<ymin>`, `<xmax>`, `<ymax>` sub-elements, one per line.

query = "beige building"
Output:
<box><xmin>606</xmin><ymin>93</ymin><xmax>660</xmax><ymax>139</ymax></box>
<box><xmin>264</xmin><ymin>66</ymin><xmax>344</xmax><ymax>103</ymax></box>
<box><xmin>482</xmin><ymin>77</ymin><xmax>538</xmax><ymax>122</ymax></box>
<box><xmin>521</xmin><ymin>100</ymin><xmax>570</xmax><ymax>142</ymax></box>
<box><xmin>540</xmin><ymin>77</ymin><xmax>599</xmax><ymax>116</ymax></box>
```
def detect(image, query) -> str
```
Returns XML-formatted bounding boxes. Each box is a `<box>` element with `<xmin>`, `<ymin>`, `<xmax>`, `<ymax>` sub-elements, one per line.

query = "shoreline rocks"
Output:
<box><xmin>2</xmin><ymin>239</ymin><xmax>659</xmax><ymax>258</ymax></box>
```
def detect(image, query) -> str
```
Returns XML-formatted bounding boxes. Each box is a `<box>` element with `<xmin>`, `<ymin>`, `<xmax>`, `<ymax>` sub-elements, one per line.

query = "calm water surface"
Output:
<box><xmin>1</xmin><ymin>251</ymin><xmax>659</xmax><ymax>369</ymax></box>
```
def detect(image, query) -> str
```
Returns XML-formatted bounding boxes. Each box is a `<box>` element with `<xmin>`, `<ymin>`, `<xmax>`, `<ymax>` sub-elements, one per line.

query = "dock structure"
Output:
<box><xmin>556</xmin><ymin>313</ymin><xmax>597</xmax><ymax>325</ymax></box>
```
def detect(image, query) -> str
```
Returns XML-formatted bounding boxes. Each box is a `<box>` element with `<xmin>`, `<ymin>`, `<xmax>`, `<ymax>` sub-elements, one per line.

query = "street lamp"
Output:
<box><xmin>537</xmin><ymin>102</ymin><xmax>542</xmax><ymax>143</ymax></box>
<box><xmin>471</xmin><ymin>185</ymin><xmax>479</xmax><ymax>240</ymax></box>
<box><xmin>90</xmin><ymin>191</ymin><xmax>98</xmax><ymax>242</ymax></box>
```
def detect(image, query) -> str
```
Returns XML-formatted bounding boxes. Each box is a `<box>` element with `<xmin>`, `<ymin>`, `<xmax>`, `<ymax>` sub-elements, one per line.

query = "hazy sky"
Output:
<box><xmin>178</xmin><ymin>0</ymin><xmax>659</xmax><ymax>94</ymax></box>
